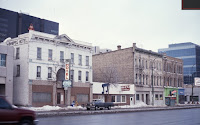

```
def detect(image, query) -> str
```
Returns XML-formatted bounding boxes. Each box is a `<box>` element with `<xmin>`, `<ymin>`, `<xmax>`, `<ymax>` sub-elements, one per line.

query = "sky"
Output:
<box><xmin>1</xmin><ymin>0</ymin><xmax>200</xmax><ymax>52</ymax></box>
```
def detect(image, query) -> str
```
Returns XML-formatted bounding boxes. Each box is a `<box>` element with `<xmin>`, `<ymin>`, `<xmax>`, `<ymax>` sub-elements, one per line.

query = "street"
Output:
<box><xmin>38</xmin><ymin>108</ymin><xmax>200</xmax><ymax>125</ymax></box>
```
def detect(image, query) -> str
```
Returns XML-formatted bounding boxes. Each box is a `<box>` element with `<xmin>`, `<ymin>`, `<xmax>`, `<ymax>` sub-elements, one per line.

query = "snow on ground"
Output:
<box><xmin>114</xmin><ymin>101</ymin><xmax>150</xmax><ymax>109</ymax></box>
<box><xmin>20</xmin><ymin>105</ymin><xmax>85</xmax><ymax>111</ymax></box>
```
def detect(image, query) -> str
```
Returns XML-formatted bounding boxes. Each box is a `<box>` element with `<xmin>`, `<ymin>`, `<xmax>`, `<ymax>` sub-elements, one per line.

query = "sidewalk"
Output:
<box><xmin>35</xmin><ymin>104</ymin><xmax>200</xmax><ymax>117</ymax></box>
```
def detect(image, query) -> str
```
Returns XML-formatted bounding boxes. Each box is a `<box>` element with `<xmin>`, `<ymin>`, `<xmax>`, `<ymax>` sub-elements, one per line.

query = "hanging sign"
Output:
<box><xmin>65</xmin><ymin>62</ymin><xmax>69</xmax><ymax>80</ymax></box>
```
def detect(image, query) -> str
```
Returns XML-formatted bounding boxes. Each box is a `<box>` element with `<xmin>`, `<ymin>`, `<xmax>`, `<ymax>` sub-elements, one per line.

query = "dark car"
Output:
<box><xmin>86</xmin><ymin>99</ymin><xmax>114</xmax><ymax>110</ymax></box>
<box><xmin>0</xmin><ymin>96</ymin><xmax>38</xmax><ymax>125</ymax></box>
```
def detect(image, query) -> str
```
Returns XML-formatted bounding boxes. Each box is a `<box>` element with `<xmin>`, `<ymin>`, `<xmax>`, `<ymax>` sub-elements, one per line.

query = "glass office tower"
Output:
<box><xmin>158</xmin><ymin>42</ymin><xmax>200</xmax><ymax>84</ymax></box>
<box><xmin>0</xmin><ymin>8</ymin><xmax>59</xmax><ymax>42</ymax></box>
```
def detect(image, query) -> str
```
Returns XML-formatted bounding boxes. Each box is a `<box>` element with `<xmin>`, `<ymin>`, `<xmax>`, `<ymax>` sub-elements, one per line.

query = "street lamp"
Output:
<box><xmin>151</xmin><ymin>58</ymin><xmax>157</xmax><ymax>106</ymax></box>
<box><xmin>191</xmin><ymin>64</ymin><xmax>196</xmax><ymax>104</ymax></box>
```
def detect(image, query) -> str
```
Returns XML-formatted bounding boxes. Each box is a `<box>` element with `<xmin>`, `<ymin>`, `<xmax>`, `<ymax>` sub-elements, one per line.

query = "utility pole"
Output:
<box><xmin>152</xmin><ymin>66</ymin><xmax>154</xmax><ymax>106</ymax></box>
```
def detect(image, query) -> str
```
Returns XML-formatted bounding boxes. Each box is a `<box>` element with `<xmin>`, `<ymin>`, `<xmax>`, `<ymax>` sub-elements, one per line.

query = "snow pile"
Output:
<box><xmin>65</xmin><ymin>106</ymin><xmax>84</xmax><ymax>110</ymax></box>
<box><xmin>21</xmin><ymin>105</ymin><xmax>85</xmax><ymax>111</ymax></box>
<box><xmin>23</xmin><ymin>105</ymin><xmax>62</xmax><ymax>111</ymax></box>
<box><xmin>115</xmin><ymin>101</ymin><xmax>148</xmax><ymax>108</ymax></box>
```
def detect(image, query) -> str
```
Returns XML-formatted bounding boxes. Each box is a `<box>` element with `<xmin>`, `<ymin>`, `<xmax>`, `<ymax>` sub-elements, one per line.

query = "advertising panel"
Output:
<box><xmin>195</xmin><ymin>77</ymin><xmax>200</xmax><ymax>86</ymax></box>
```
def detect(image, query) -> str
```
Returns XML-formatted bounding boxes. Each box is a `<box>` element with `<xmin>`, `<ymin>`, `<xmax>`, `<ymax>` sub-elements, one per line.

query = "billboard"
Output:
<box><xmin>195</xmin><ymin>77</ymin><xmax>200</xmax><ymax>86</ymax></box>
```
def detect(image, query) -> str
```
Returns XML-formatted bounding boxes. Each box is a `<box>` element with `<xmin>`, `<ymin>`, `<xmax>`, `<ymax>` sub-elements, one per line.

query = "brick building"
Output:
<box><xmin>93</xmin><ymin>43</ymin><xmax>184</xmax><ymax>106</ymax></box>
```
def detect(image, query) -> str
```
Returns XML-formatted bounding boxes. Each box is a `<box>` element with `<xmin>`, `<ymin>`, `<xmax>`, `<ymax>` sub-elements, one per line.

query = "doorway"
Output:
<box><xmin>57</xmin><ymin>93</ymin><xmax>61</xmax><ymax>104</ymax></box>
<box><xmin>130</xmin><ymin>96</ymin><xmax>134</xmax><ymax>106</ymax></box>
<box><xmin>146</xmin><ymin>94</ymin><xmax>149</xmax><ymax>105</ymax></box>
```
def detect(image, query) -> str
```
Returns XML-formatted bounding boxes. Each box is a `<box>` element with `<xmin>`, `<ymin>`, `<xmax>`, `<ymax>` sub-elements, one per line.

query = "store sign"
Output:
<box><xmin>195</xmin><ymin>77</ymin><xmax>200</xmax><ymax>86</ymax></box>
<box><xmin>121</xmin><ymin>85</ymin><xmax>130</xmax><ymax>91</ymax></box>
<box><xmin>65</xmin><ymin>62</ymin><xmax>69</xmax><ymax>80</ymax></box>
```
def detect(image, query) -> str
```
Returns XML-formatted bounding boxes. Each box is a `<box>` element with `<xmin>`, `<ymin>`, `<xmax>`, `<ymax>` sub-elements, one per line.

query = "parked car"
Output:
<box><xmin>86</xmin><ymin>99</ymin><xmax>114</xmax><ymax>110</ymax></box>
<box><xmin>0</xmin><ymin>96</ymin><xmax>38</xmax><ymax>125</ymax></box>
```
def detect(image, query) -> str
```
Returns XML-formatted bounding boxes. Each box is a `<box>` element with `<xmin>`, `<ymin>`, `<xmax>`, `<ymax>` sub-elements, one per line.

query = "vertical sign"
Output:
<box><xmin>65</xmin><ymin>62</ymin><xmax>69</xmax><ymax>80</ymax></box>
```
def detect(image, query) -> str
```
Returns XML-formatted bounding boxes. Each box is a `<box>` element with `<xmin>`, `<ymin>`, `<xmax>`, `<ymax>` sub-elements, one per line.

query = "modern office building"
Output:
<box><xmin>158</xmin><ymin>42</ymin><xmax>200</xmax><ymax>84</ymax></box>
<box><xmin>0</xmin><ymin>8</ymin><xmax>59</xmax><ymax>42</ymax></box>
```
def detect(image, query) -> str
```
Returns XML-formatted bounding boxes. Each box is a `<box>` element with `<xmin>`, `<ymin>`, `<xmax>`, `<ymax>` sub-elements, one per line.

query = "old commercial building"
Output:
<box><xmin>0</xmin><ymin>45</ymin><xmax>14</xmax><ymax>104</ymax></box>
<box><xmin>93</xmin><ymin>43</ymin><xmax>184</xmax><ymax>106</ymax></box>
<box><xmin>3</xmin><ymin>30</ymin><xmax>92</xmax><ymax>107</ymax></box>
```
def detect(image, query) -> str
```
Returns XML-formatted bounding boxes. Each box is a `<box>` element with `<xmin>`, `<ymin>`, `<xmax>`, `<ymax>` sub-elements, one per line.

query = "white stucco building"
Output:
<box><xmin>4</xmin><ymin>30</ymin><xmax>93</xmax><ymax>106</ymax></box>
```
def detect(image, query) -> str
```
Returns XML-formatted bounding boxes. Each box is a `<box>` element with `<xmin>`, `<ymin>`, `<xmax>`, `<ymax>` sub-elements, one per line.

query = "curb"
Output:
<box><xmin>36</xmin><ymin>105</ymin><xmax>200</xmax><ymax>117</ymax></box>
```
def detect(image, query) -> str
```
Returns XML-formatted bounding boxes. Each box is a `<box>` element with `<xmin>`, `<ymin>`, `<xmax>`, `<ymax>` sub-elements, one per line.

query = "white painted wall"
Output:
<box><xmin>93</xmin><ymin>82</ymin><xmax>135</xmax><ymax>95</ymax></box>
<box><xmin>13</xmin><ymin>43</ymin><xmax>29</xmax><ymax>106</ymax></box>
<box><xmin>28</xmin><ymin>40</ymin><xmax>92</xmax><ymax>83</ymax></box>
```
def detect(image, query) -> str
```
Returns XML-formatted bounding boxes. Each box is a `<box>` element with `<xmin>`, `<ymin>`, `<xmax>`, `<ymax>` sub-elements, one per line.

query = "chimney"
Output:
<box><xmin>133</xmin><ymin>43</ymin><xmax>136</xmax><ymax>52</ymax></box>
<box><xmin>117</xmin><ymin>45</ymin><xmax>121</xmax><ymax>50</ymax></box>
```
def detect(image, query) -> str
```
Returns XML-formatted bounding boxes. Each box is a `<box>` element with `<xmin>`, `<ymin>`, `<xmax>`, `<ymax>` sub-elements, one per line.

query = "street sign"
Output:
<box><xmin>63</xmin><ymin>80</ymin><xmax>72</xmax><ymax>88</ymax></box>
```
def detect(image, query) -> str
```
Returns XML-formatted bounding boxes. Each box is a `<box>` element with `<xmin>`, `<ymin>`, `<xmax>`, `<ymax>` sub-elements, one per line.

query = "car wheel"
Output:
<box><xmin>20</xmin><ymin>119</ymin><xmax>32</xmax><ymax>125</ymax></box>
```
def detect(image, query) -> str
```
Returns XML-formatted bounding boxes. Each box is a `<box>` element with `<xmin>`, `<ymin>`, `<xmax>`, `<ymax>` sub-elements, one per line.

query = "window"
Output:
<box><xmin>16</xmin><ymin>48</ymin><xmax>20</xmax><ymax>59</ymax></box>
<box><xmin>0</xmin><ymin>54</ymin><xmax>6</xmax><ymax>67</ymax></box>
<box><xmin>86</xmin><ymin>56</ymin><xmax>89</xmax><ymax>66</ymax></box>
<box><xmin>60</xmin><ymin>51</ymin><xmax>64</xmax><ymax>62</ymax></box>
<box><xmin>48</xmin><ymin>67</ymin><xmax>52</xmax><ymax>78</ymax></box>
<box><xmin>48</xmin><ymin>49</ymin><xmax>52</xmax><ymax>60</ymax></box>
<box><xmin>111</xmin><ymin>96</ymin><xmax>115</xmax><ymax>102</ymax></box>
<box><xmin>160</xmin><ymin>94</ymin><xmax>163</xmax><ymax>100</ymax></box>
<box><xmin>71</xmin><ymin>53</ymin><xmax>74</xmax><ymax>64</ymax></box>
<box><xmin>70</xmin><ymin>70</ymin><xmax>74</xmax><ymax>81</ymax></box>
<box><xmin>37</xmin><ymin>66</ymin><xmax>41</xmax><ymax>78</ymax></box>
<box><xmin>37</xmin><ymin>47</ymin><xmax>42</xmax><ymax>59</ymax></box>
<box><xmin>136</xmin><ymin>94</ymin><xmax>139</xmax><ymax>100</ymax></box>
<box><xmin>155</xmin><ymin>94</ymin><xmax>158</xmax><ymax>100</ymax></box>
<box><xmin>117</xmin><ymin>95</ymin><xmax>121</xmax><ymax>102</ymax></box>
<box><xmin>78</xmin><ymin>55</ymin><xmax>82</xmax><ymax>65</ymax></box>
<box><xmin>78</xmin><ymin>71</ymin><xmax>82</xmax><ymax>81</ymax></box>
<box><xmin>16</xmin><ymin>65</ymin><xmax>20</xmax><ymax>77</ymax></box>
<box><xmin>122</xmin><ymin>95</ymin><xmax>126</xmax><ymax>102</ymax></box>
<box><xmin>86</xmin><ymin>71</ymin><xmax>89</xmax><ymax>82</ymax></box>
<box><xmin>0</xmin><ymin>98</ymin><xmax>11</xmax><ymax>109</ymax></box>
<box><xmin>135</xmin><ymin>74</ymin><xmax>137</xmax><ymax>83</ymax></box>
<box><xmin>146</xmin><ymin>75</ymin><xmax>148</xmax><ymax>85</ymax></box>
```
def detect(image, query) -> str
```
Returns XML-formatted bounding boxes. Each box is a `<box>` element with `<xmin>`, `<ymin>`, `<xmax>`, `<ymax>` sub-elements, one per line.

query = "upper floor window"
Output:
<box><xmin>78</xmin><ymin>70</ymin><xmax>82</xmax><ymax>81</ymax></box>
<box><xmin>60</xmin><ymin>51</ymin><xmax>64</xmax><ymax>62</ymax></box>
<box><xmin>48</xmin><ymin>67</ymin><xmax>52</xmax><ymax>79</ymax></box>
<box><xmin>86</xmin><ymin>56</ymin><xmax>89</xmax><ymax>66</ymax></box>
<box><xmin>48</xmin><ymin>49</ymin><xmax>53</xmax><ymax>61</ymax></box>
<box><xmin>37</xmin><ymin>66</ymin><xmax>41</xmax><ymax>78</ymax></box>
<box><xmin>16</xmin><ymin>65</ymin><xmax>20</xmax><ymax>77</ymax></box>
<box><xmin>0</xmin><ymin>54</ymin><xmax>6</xmax><ymax>67</ymax></box>
<box><xmin>70</xmin><ymin>70</ymin><xmax>74</xmax><ymax>81</ymax></box>
<box><xmin>71</xmin><ymin>53</ymin><xmax>74</xmax><ymax>64</ymax></box>
<box><xmin>86</xmin><ymin>71</ymin><xmax>89</xmax><ymax>82</ymax></box>
<box><xmin>37</xmin><ymin>47</ymin><xmax>42</xmax><ymax>60</ymax></box>
<box><xmin>78</xmin><ymin>55</ymin><xmax>82</xmax><ymax>65</ymax></box>
<box><xmin>16</xmin><ymin>48</ymin><xmax>20</xmax><ymax>59</ymax></box>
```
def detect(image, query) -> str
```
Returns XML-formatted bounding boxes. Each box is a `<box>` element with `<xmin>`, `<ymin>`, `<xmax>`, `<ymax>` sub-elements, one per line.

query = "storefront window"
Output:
<box><xmin>111</xmin><ymin>96</ymin><xmax>115</xmax><ymax>102</ymax></box>
<box><xmin>136</xmin><ymin>94</ymin><xmax>139</xmax><ymax>100</ymax></box>
<box><xmin>160</xmin><ymin>94</ymin><xmax>163</xmax><ymax>100</ymax></box>
<box><xmin>122</xmin><ymin>95</ymin><xmax>126</xmax><ymax>102</ymax></box>
<box><xmin>117</xmin><ymin>95</ymin><xmax>121</xmax><ymax>102</ymax></box>
<box><xmin>155</xmin><ymin>94</ymin><xmax>158</xmax><ymax>100</ymax></box>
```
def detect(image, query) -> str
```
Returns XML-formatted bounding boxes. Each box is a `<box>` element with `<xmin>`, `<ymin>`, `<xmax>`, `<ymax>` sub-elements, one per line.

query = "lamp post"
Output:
<box><xmin>191</xmin><ymin>64</ymin><xmax>196</xmax><ymax>104</ymax></box>
<box><xmin>151</xmin><ymin>58</ymin><xmax>157</xmax><ymax>106</ymax></box>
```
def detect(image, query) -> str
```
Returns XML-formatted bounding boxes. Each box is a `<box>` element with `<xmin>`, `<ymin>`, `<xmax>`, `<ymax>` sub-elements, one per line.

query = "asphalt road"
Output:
<box><xmin>38</xmin><ymin>108</ymin><xmax>200</xmax><ymax>125</ymax></box>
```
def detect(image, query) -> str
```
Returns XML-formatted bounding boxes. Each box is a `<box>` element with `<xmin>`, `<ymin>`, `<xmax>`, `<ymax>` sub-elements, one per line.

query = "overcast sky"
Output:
<box><xmin>1</xmin><ymin>0</ymin><xmax>200</xmax><ymax>52</ymax></box>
